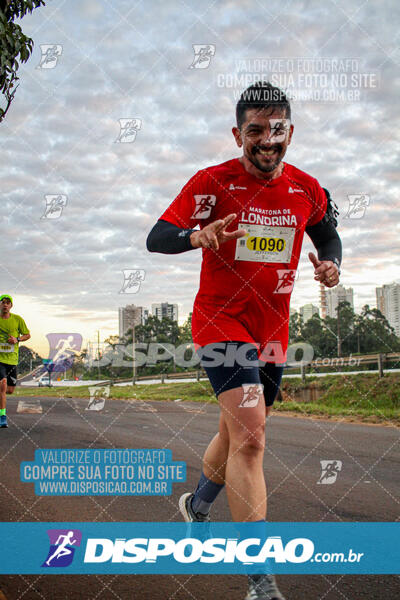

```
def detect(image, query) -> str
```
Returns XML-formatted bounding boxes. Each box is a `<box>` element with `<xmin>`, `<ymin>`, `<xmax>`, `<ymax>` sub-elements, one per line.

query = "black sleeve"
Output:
<box><xmin>305</xmin><ymin>187</ymin><xmax>342</xmax><ymax>271</ymax></box>
<box><xmin>146</xmin><ymin>219</ymin><xmax>196</xmax><ymax>254</ymax></box>
<box><xmin>305</xmin><ymin>220</ymin><xmax>342</xmax><ymax>270</ymax></box>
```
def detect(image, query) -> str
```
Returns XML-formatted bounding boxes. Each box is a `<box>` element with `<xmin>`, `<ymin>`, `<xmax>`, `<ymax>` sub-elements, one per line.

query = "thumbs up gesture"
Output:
<box><xmin>308</xmin><ymin>253</ymin><xmax>340</xmax><ymax>288</ymax></box>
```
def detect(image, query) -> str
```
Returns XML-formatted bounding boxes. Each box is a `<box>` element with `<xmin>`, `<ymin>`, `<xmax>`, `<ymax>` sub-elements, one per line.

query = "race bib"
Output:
<box><xmin>235</xmin><ymin>224</ymin><xmax>295</xmax><ymax>263</ymax></box>
<box><xmin>0</xmin><ymin>343</ymin><xmax>14</xmax><ymax>352</ymax></box>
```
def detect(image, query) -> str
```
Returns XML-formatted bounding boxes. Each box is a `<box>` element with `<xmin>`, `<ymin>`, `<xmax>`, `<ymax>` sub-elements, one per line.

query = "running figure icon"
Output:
<box><xmin>53</xmin><ymin>335</ymin><xmax>77</xmax><ymax>364</ymax></box>
<box><xmin>45</xmin><ymin>531</ymin><xmax>77</xmax><ymax>566</ymax></box>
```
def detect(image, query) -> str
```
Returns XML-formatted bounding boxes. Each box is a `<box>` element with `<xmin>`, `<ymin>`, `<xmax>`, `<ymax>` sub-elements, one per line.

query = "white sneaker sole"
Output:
<box><xmin>178</xmin><ymin>492</ymin><xmax>193</xmax><ymax>522</ymax></box>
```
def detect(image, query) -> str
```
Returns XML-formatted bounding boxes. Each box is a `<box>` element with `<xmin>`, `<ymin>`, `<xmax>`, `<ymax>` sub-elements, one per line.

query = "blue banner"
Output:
<box><xmin>20</xmin><ymin>449</ymin><xmax>186</xmax><ymax>496</ymax></box>
<box><xmin>0</xmin><ymin>522</ymin><xmax>398</xmax><ymax>574</ymax></box>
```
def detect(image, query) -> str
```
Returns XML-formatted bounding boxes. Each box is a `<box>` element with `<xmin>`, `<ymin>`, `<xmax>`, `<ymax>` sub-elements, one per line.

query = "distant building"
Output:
<box><xmin>325</xmin><ymin>285</ymin><xmax>354</xmax><ymax>318</ymax></box>
<box><xmin>300</xmin><ymin>303</ymin><xmax>319</xmax><ymax>323</ymax></box>
<box><xmin>152</xmin><ymin>302</ymin><xmax>178</xmax><ymax>322</ymax></box>
<box><xmin>320</xmin><ymin>283</ymin><xmax>327</xmax><ymax>319</ymax></box>
<box><xmin>376</xmin><ymin>283</ymin><xmax>400</xmax><ymax>336</ymax></box>
<box><xmin>118</xmin><ymin>304</ymin><xmax>148</xmax><ymax>339</ymax></box>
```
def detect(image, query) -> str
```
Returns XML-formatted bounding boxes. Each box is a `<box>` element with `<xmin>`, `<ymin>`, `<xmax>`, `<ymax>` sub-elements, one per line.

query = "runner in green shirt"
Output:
<box><xmin>0</xmin><ymin>295</ymin><xmax>31</xmax><ymax>428</ymax></box>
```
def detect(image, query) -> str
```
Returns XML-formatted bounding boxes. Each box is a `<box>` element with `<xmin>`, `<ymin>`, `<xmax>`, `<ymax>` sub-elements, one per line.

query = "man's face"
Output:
<box><xmin>232</xmin><ymin>107</ymin><xmax>293</xmax><ymax>175</ymax></box>
<box><xmin>1</xmin><ymin>298</ymin><xmax>12</xmax><ymax>312</ymax></box>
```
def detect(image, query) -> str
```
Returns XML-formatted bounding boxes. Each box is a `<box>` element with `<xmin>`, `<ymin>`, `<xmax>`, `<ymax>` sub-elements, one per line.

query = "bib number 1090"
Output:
<box><xmin>235</xmin><ymin>224</ymin><xmax>295</xmax><ymax>263</ymax></box>
<box><xmin>247</xmin><ymin>236</ymin><xmax>285</xmax><ymax>253</ymax></box>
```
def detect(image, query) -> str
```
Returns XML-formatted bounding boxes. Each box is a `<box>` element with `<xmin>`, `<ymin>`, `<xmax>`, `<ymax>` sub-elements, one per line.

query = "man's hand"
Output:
<box><xmin>7</xmin><ymin>336</ymin><xmax>18</xmax><ymax>344</ymax></box>
<box><xmin>190</xmin><ymin>213</ymin><xmax>246</xmax><ymax>250</ymax></box>
<box><xmin>308</xmin><ymin>252</ymin><xmax>340</xmax><ymax>288</ymax></box>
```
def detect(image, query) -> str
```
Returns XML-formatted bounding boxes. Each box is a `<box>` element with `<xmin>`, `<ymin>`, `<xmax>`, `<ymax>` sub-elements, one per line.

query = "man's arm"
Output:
<box><xmin>305</xmin><ymin>219</ymin><xmax>342</xmax><ymax>272</ymax></box>
<box><xmin>306</xmin><ymin>188</ymin><xmax>342</xmax><ymax>287</ymax></box>
<box><xmin>8</xmin><ymin>325</ymin><xmax>30</xmax><ymax>344</ymax></box>
<box><xmin>146</xmin><ymin>220</ymin><xmax>196</xmax><ymax>254</ymax></box>
<box><xmin>17</xmin><ymin>334</ymin><xmax>30</xmax><ymax>342</ymax></box>
<box><xmin>147</xmin><ymin>215</ymin><xmax>246</xmax><ymax>253</ymax></box>
<box><xmin>7</xmin><ymin>334</ymin><xmax>30</xmax><ymax>344</ymax></box>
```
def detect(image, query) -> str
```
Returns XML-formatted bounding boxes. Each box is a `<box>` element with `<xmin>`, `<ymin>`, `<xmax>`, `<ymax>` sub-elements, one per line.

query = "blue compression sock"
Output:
<box><xmin>191</xmin><ymin>471</ymin><xmax>225</xmax><ymax>515</ymax></box>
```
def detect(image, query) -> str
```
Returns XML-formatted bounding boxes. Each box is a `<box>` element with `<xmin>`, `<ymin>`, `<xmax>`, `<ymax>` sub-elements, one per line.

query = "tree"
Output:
<box><xmin>357</xmin><ymin>305</ymin><xmax>400</xmax><ymax>354</ymax></box>
<box><xmin>133</xmin><ymin>315</ymin><xmax>181</xmax><ymax>345</ymax></box>
<box><xmin>0</xmin><ymin>0</ymin><xmax>46</xmax><ymax>123</ymax></box>
<box><xmin>335</xmin><ymin>301</ymin><xmax>357</xmax><ymax>356</ymax></box>
<box><xmin>302</xmin><ymin>313</ymin><xmax>337</xmax><ymax>358</ymax></box>
<box><xmin>177</xmin><ymin>312</ymin><xmax>193</xmax><ymax>345</ymax></box>
<box><xmin>294</xmin><ymin>301</ymin><xmax>400</xmax><ymax>360</ymax></box>
<box><xmin>103</xmin><ymin>334</ymin><xmax>120</xmax><ymax>350</ymax></box>
<box><xmin>288</xmin><ymin>311</ymin><xmax>302</xmax><ymax>344</ymax></box>
<box><xmin>18</xmin><ymin>344</ymin><xmax>42</xmax><ymax>374</ymax></box>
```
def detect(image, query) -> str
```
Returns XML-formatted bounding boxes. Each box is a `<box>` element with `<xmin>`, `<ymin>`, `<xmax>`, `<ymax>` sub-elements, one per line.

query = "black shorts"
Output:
<box><xmin>0</xmin><ymin>362</ymin><xmax>18</xmax><ymax>387</ymax></box>
<box><xmin>198</xmin><ymin>342</ymin><xmax>284</xmax><ymax>406</ymax></box>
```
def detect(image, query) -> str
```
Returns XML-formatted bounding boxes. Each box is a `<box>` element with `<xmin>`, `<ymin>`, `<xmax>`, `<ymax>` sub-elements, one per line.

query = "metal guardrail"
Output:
<box><xmin>92</xmin><ymin>352</ymin><xmax>400</xmax><ymax>386</ymax></box>
<box><xmin>300</xmin><ymin>352</ymin><xmax>400</xmax><ymax>381</ymax></box>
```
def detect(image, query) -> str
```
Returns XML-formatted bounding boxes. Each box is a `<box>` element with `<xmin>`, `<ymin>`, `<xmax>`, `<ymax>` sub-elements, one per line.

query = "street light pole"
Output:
<box><xmin>132</xmin><ymin>326</ymin><xmax>136</xmax><ymax>384</ymax></box>
<box><xmin>97</xmin><ymin>330</ymin><xmax>100</xmax><ymax>380</ymax></box>
<box><xmin>337</xmin><ymin>303</ymin><xmax>342</xmax><ymax>357</ymax></box>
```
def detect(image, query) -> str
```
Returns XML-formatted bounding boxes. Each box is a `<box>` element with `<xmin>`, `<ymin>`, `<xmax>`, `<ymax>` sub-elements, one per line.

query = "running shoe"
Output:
<box><xmin>245</xmin><ymin>574</ymin><xmax>286</xmax><ymax>600</ymax></box>
<box><xmin>179</xmin><ymin>492</ymin><xmax>210</xmax><ymax>522</ymax></box>
<box><xmin>179</xmin><ymin>492</ymin><xmax>212</xmax><ymax>542</ymax></box>
<box><xmin>0</xmin><ymin>415</ymin><xmax>8</xmax><ymax>428</ymax></box>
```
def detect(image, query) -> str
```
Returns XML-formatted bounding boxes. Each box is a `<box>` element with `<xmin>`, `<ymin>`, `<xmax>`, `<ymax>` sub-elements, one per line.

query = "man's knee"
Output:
<box><xmin>0</xmin><ymin>379</ymin><xmax>7</xmax><ymax>393</ymax></box>
<box><xmin>230</xmin><ymin>423</ymin><xmax>266</xmax><ymax>457</ymax></box>
<box><xmin>6</xmin><ymin>386</ymin><xmax>15</xmax><ymax>394</ymax></box>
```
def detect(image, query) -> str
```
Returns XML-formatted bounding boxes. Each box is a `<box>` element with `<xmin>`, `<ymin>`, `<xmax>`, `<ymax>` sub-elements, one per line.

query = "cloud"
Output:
<box><xmin>1</xmin><ymin>0</ymin><xmax>399</xmax><ymax>351</ymax></box>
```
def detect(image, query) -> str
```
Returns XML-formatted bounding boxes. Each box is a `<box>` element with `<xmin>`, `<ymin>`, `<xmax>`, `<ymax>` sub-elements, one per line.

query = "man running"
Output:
<box><xmin>0</xmin><ymin>295</ymin><xmax>31</xmax><ymax>428</ymax></box>
<box><xmin>147</xmin><ymin>81</ymin><xmax>342</xmax><ymax>600</ymax></box>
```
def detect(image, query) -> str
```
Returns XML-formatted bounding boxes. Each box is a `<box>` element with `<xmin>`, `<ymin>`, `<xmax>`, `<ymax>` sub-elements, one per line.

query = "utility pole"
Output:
<box><xmin>87</xmin><ymin>341</ymin><xmax>91</xmax><ymax>372</ymax></box>
<box><xmin>337</xmin><ymin>303</ymin><xmax>341</xmax><ymax>357</ymax></box>
<box><xmin>132</xmin><ymin>326</ymin><xmax>136</xmax><ymax>384</ymax></box>
<box><xmin>97</xmin><ymin>331</ymin><xmax>100</xmax><ymax>380</ymax></box>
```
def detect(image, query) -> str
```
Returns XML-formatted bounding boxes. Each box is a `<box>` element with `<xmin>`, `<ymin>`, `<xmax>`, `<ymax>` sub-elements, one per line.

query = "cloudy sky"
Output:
<box><xmin>1</xmin><ymin>0</ymin><xmax>399</xmax><ymax>356</ymax></box>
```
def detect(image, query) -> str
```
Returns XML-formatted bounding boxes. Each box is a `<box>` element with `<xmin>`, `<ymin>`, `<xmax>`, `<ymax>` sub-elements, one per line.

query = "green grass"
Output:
<box><xmin>278</xmin><ymin>373</ymin><xmax>400</xmax><ymax>423</ymax></box>
<box><xmin>15</xmin><ymin>373</ymin><xmax>400</xmax><ymax>424</ymax></box>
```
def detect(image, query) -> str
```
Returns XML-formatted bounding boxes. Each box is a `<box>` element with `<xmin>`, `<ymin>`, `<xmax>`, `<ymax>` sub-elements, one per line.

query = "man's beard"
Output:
<box><xmin>248</xmin><ymin>144</ymin><xmax>283</xmax><ymax>173</ymax></box>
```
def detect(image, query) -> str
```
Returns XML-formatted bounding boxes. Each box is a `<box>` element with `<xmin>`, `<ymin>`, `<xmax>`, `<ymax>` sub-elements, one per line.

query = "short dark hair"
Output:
<box><xmin>236</xmin><ymin>81</ymin><xmax>291</xmax><ymax>129</ymax></box>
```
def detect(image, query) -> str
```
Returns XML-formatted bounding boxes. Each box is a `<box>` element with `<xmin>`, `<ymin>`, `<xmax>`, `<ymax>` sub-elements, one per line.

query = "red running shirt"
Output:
<box><xmin>160</xmin><ymin>158</ymin><xmax>327</xmax><ymax>361</ymax></box>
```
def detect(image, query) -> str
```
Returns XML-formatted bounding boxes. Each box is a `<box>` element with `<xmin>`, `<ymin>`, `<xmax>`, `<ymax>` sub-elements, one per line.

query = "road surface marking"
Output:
<box><xmin>17</xmin><ymin>399</ymin><xmax>43</xmax><ymax>414</ymax></box>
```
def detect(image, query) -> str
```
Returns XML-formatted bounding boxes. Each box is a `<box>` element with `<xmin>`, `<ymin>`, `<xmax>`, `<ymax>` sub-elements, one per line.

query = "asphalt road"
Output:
<box><xmin>0</xmin><ymin>395</ymin><xmax>399</xmax><ymax>599</ymax></box>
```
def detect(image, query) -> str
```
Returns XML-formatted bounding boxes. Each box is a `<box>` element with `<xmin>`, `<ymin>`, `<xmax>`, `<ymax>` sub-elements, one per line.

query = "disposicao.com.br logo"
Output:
<box><xmin>83</xmin><ymin>535</ymin><xmax>315</xmax><ymax>564</ymax></box>
<box><xmin>29</xmin><ymin>522</ymin><xmax>392</xmax><ymax>575</ymax></box>
<box><xmin>42</xmin><ymin>529</ymin><xmax>82</xmax><ymax>567</ymax></box>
